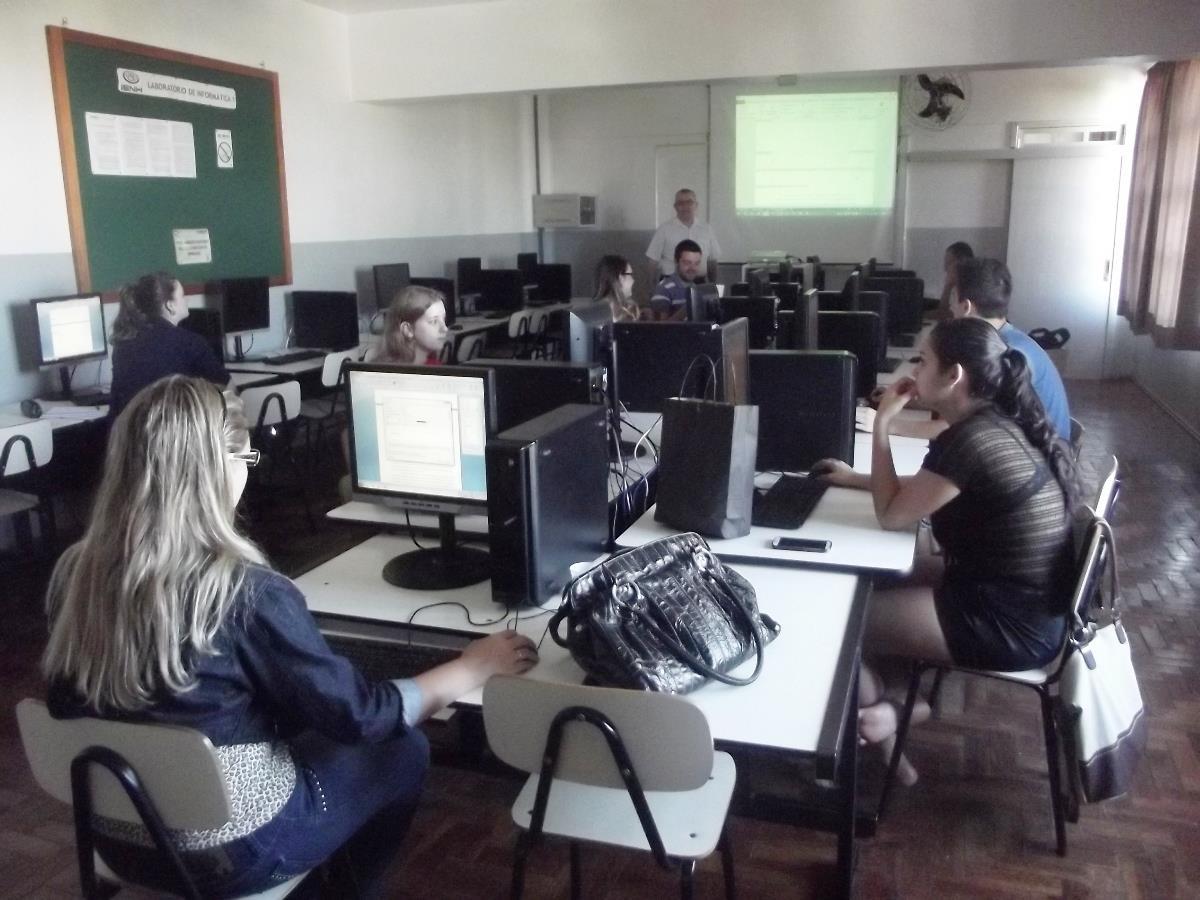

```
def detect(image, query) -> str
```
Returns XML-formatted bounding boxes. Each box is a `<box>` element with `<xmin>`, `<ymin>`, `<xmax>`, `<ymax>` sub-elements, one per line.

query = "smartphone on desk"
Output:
<box><xmin>771</xmin><ymin>536</ymin><xmax>831</xmax><ymax>553</ymax></box>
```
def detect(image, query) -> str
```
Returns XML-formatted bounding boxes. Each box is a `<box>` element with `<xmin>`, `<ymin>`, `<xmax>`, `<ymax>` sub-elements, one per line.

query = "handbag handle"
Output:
<box><xmin>677</xmin><ymin>353</ymin><xmax>719</xmax><ymax>401</ymax></box>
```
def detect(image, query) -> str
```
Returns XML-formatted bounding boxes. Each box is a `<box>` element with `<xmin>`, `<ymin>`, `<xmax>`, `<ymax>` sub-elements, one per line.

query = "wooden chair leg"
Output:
<box><xmin>1040</xmin><ymin>691</ymin><xmax>1068</xmax><ymax>856</ymax></box>
<box><xmin>878</xmin><ymin>663</ymin><xmax>924</xmax><ymax>820</ymax></box>
<box><xmin>570</xmin><ymin>841</ymin><xmax>582</xmax><ymax>900</ymax></box>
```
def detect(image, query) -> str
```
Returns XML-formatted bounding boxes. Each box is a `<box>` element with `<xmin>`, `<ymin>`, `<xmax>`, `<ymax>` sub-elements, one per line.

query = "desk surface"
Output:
<box><xmin>293</xmin><ymin>532</ymin><xmax>866</xmax><ymax>758</ymax></box>
<box><xmin>0</xmin><ymin>400</ymin><xmax>107</xmax><ymax>431</ymax></box>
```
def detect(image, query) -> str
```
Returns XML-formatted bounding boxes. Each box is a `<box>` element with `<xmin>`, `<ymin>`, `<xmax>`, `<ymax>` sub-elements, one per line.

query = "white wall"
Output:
<box><xmin>0</xmin><ymin>0</ymin><xmax>536</xmax><ymax>404</ymax></box>
<box><xmin>345</xmin><ymin>0</ymin><xmax>1200</xmax><ymax>101</ymax></box>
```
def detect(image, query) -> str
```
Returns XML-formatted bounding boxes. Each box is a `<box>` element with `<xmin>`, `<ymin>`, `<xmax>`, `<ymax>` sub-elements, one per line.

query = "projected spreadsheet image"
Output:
<box><xmin>735</xmin><ymin>92</ymin><xmax>898</xmax><ymax>216</ymax></box>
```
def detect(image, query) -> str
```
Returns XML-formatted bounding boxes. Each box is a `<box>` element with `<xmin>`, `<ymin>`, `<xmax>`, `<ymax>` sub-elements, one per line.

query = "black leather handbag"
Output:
<box><xmin>549</xmin><ymin>532</ymin><xmax>781</xmax><ymax>694</ymax></box>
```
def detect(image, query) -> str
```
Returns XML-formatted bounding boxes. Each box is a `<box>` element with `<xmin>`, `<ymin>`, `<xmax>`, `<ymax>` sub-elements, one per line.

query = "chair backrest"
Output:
<box><xmin>531</xmin><ymin>311</ymin><xmax>550</xmax><ymax>337</ymax></box>
<box><xmin>320</xmin><ymin>348</ymin><xmax>360</xmax><ymax>389</ymax></box>
<box><xmin>456</xmin><ymin>332</ymin><xmax>486</xmax><ymax>362</ymax></box>
<box><xmin>483</xmin><ymin>676</ymin><xmax>714</xmax><ymax>792</ymax></box>
<box><xmin>1069</xmin><ymin>417</ymin><xmax>1085</xmax><ymax>459</ymax></box>
<box><xmin>15</xmin><ymin>698</ymin><xmax>231</xmax><ymax>830</ymax></box>
<box><xmin>0</xmin><ymin>419</ymin><xmax>54</xmax><ymax>476</ymax></box>
<box><xmin>240</xmin><ymin>380</ymin><xmax>302</xmax><ymax>430</ymax></box>
<box><xmin>1093</xmin><ymin>454</ymin><xmax>1119</xmax><ymax>521</ymax></box>
<box><xmin>508</xmin><ymin>308</ymin><xmax>535</xmax><ymax>339</ymax></box>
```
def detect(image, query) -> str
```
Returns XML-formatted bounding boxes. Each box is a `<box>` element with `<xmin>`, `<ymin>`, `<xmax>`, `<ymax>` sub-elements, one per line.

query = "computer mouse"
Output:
<box><xmin>448</xmin><ymin>324</ymin><xmax>463</xmax><ymax>331</ymax></box>
<box><xmin>20</xmin><ymin>398</ymin><xmax>43</xmax><ymax>419</ymax></box>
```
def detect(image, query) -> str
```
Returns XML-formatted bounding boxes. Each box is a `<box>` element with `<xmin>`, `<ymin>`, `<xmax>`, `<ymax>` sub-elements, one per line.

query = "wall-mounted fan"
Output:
<box><xmin>902</xmin><ymin>71</ymin><xmax>971</xmax><ymax>130</ymax></box>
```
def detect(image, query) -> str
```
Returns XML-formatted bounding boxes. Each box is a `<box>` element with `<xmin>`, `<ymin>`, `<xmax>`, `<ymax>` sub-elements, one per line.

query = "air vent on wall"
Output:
<box><xmin>1010</xmin><ymin>123</ymin><xmax>1126</xmax><ymax>150</ymax></box>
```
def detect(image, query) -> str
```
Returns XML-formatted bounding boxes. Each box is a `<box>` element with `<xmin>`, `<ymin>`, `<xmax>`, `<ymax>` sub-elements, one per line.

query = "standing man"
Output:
<box><xmin>646</xmin><ymin>188</ymin><xmax>721</xmax><ymax>284</ymax></box>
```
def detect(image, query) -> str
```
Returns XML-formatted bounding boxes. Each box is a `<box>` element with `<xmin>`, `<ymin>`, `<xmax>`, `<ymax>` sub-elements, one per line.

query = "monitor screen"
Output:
<box><xmin>292</xmin><ymin>291</ymin><xmax>359</xmax><ymax>351</ymax></box>
<box><xmin>346</xmin><ymin>364</ymin><xmax>496</xmax><ymax>514</ymax></box>
<box><xmin>373</xmin><ymin>263</ymin><xmax>410</xmax><ymax>311</ymax></box>
<box><xmin>218</xmin><ymin>277</ymin><xmax>270</xmax><ymax>335</ymax></box>
<box><xmin>477</xmin><ymin>269</ymin><xmax>525</xmax><ymax>312</ymax></box>
<box><xmin>32</xmin><ymin>294</ymin><xmax>107</xmax><ymax>366</ymax></box>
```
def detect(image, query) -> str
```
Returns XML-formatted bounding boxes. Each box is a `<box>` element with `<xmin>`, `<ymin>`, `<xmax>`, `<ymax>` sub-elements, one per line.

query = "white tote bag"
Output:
<box><xmin>1058</xmin><ymin>517</ymin><xmax>1147</xmax><ymax>803</ymax></box>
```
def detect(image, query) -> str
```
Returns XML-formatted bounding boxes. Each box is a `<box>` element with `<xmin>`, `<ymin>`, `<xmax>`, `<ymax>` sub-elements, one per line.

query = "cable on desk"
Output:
<box><xmin>404</xmin><ymin>510</ymin><xmax>430</xmax><ymax>550</ymax></box>
<box><xmin>406</xmin><ymin>600</ymin><xmax>510</xmax><ymax>630</ymax></box>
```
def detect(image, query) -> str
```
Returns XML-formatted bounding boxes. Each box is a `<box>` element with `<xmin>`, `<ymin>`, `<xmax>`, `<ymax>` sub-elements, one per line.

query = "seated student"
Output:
<box><xmin>593</xmin><ymin>254</ymin><xmax>641</xmax><ymax>322</ymax></box>
<box><xmin>368</xmin><ymin>284</ymin><xmax>449</xmax><ymax>364</ymax></box>
<box><xmin>109</xmin><ymin>272</ymin><xmax>229</xmax><ymax>418</ymax></box>
<box><xmin>650</xmin><ymin>239</ymin><xmax>706</xmax><ymax>321</ymax></box>
<box><xmin>937</xmin><ymin>240</ymin><xmax>974</xmax><ymax>319</ymax></box>
<box><xmin>815</xmin><ymin>317</ymin><xmax>1077</xmax><ymax>785</ymax></box>
<box><xmin>42</xmin><ymin>376</ymin><xmax>537</xmax><ymax>898</ymax></box>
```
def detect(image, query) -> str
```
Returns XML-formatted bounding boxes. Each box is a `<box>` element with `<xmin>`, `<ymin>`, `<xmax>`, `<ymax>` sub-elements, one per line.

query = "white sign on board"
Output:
<box><xmin>117</xmin><ymin>68</ymin><xmax>237</xmax><ymax>109</ymax></box>
<box><xmin>173</xmin><ymin>228</ymin><xmax>212</xmax><ymax>265</ymax></box>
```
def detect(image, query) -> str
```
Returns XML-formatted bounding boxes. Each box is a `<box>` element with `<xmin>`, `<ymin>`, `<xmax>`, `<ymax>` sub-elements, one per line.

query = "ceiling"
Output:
<box><xmin>303</xmin><ymin>0</ymin><xmax>503</xmax><ymax>13</ymax></box>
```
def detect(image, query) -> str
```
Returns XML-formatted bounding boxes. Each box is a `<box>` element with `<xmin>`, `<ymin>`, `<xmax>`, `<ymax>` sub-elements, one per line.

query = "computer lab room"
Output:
<box><xmin>2</xmin><ymin>1</ymin><xmax>1199</xmax><ymax>898</ymax></box>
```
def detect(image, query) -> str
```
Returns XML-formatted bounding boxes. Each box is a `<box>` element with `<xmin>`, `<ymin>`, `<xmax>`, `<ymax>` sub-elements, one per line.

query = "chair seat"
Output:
<box><xmin>510</xmin><ymin>750</ymin><xmax>735</xmax><ymax>859</ymax></box>
<box><xmin>96</xmin><ymin>853</ymin><xmax>312</xmax><ymax>899</ymax></box>
<box><xmin>972</xmin><ymin>664</ymin><xmax>1055</xmax><ymax>686</ymax></box>
<box><xmin>0</xmin><ymin>489</ymin><xmax>39</xmax><ymax>517</ymax></box>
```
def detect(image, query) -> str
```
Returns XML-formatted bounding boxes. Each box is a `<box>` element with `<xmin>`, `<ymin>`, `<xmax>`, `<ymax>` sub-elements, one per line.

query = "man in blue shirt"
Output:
<box><xmin>953</xmin><ymin>257</ymin><xmax>1072</xmax><ymax>440</ymax></box>
<box><xmin>650</xmin><ymin>239</ymin><xmax>705</xmax><ymax>320</ymax></box>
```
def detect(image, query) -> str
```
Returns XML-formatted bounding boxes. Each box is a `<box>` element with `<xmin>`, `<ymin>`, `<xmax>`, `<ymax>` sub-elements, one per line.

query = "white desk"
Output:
<box><xmin>227</xmin><ymin>339</ymin><xmax>375</xmax><ymax>377</ymax></box>
<box><xmin>228</xmin><ymin>370</ymin><xmax>284</xmax><ymax>390</ymax></box>
<box><xmin>0</xmin><ymin>400</ymin><xmax>106</xmax><ymax>431</ymax></box>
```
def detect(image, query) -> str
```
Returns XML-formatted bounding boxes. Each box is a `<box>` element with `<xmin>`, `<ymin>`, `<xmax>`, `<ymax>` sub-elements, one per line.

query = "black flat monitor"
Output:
<box><xmin>477</xmin><ymin>269</ymin><xmax>525</xmax><ymax>312</ymax></box>
<box><xmin>457</xmin><ymin>257</ymin><xmax>483</xmax><ymax>297</ymax></box>
<box><xmin>687</xmin><ymin>284</ymin><xmax>721</xmax><ymax>322</ymax></box>
<box><xmin>517</xmin><ymin>252</ymin><xmax>539</xmax><ymax>279</ymax></box>
<box><xmin>794</xmin><ymin>288</ymin><xmax>820</xmax><ymax>350</ymax></box>
<box><xmin>718</xmin><ymin>297</ymin><xmax>777</xmax><ymax>350</ymax></box>
<box><xmin>862</xmin><ymin>275</ymin><xmax>925</xmax><ymax>336</ymax></box>
<box><xmin>856</xmin><ymin>291</ymin><xmax>889</xmax><ymax>361</ymax></box>
<box><xmin>774</xmin><ymin>281</ymin><xmax>800</xmax><ymax>311</ymax></box>
<box><xmin>841</xmin><ymin>270</ymin><xmax>861</xmax><ymax>305</ymax></box>
<box><xmin>215</xmin><ymin>276</ymin><xmax>270</xmax><ymax>361</ymax></box>
<box><xmin>345</xmin><ymin>363</ymin><xmax>498</xmax><ymax>590</ymax></box>
<box><xmin>747</xmin><ymin>268</ymin><xmax>774</xmax><ymax>299</ymax></box>
<box><xmin>749</xmin><ymin>350</ymin><xmax>856</xmax><ymax>472</ymax></box>
<box><xmin>817</xmin><ymin>310</ymin><xmax>882</xmax><ymax>398</ymax></box>
<box><xmin>567</xmin><ymin>303</ymin><xmax>613</xmax><ymax>365</ymax></box>
<box><xmin>31</xmin><ymin>292</ymin><xmax>108</xmax><ymax>400</ymax></box>
<box><xmin>409</xmin><ymin>277</ymin><xmax>457</xmax><ymax>326</ymax></box>
<box><xmin>179</xmin><ymin>307</ymin><xmax>224</xmax><ymax>363</ymax></box>
<box><xmin>729</xmin><ymin>282</ymin><xmax>751</xmax><ymax>297</ymax></box>
<box><xmin>611</xmin><ymin>319</ymin><xmax>749</xmax><ymax>414</ymax></box>
<box><xmin>481</xmin><ymin>358</ymin><xmax>606</xmax><ymax>431</ymax></box>
<box><xmin>373</xmin><ymin>263</ymin><xmax>410</xmax><ymax>311</ymax></box>
<box><xmin>533</xmin><ymin>263</ymin><xmax>572</xmax><ymax>303</ymax></box>
<box><xmin>292</xmin><ymin>291</ymin><xmax>359</xmax><ymax>351</ymax></box>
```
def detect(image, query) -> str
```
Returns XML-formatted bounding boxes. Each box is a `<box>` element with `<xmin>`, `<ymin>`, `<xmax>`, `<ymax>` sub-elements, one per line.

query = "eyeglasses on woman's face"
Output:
<box><xmin>229</xmin><ymin>449</ymin><xmax>260</xmax><ymax>468</ymax></box>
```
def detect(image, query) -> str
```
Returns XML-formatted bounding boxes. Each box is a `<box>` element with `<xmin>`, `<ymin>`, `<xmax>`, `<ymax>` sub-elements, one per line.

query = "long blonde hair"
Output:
<box><xmin>43</xmin><ymin>376</ymin><xmax>266</xmax><ymax>711</ymax></box>
<box><xmin>380</xmin><ymin>285</ymin><xmax>445</xmax><ymax>363</ymax></box>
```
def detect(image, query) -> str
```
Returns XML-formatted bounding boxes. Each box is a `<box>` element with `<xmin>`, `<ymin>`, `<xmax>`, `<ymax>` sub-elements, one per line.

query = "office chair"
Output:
<box><xmin>483</xmin><ymin>676</ymin><xmax>737</xmax><ymax>900</ymax></box>
<box><xmin>0</xmin><ymin>418</ymin><xmax>56</xmax><ymax>559</ymax></box>
<box><xmin>16</xmin><ymin>698</ymin><xmax>312</xmax><ymax>899</ymax></box>
<box><xmin>877</xmin><ymin>456</ymin><xmax>1121</xmax><ymax>857</ymax></box>
<box><xmin>241</xmin><ymin>380</ymin><xmax>316</xmax><ymax>532</ymax></box>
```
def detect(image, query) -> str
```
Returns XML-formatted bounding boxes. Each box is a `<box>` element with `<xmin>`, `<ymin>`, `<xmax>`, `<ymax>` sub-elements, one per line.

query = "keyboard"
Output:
<box><xmin>72</xmin><ymin>392</ymin><xmax>112</xmax><ymax>406</ymax></box>
<box><xmin>752</xmin><ymin>474</ymin><xmax>829</xmax><ymax>529</ymax></box>
<box><xmin>324</xmin><ymin>635</ymin><xmax>463</xmax><ymax>681</ymax></box>
<box><xmin>263</xmin><ymin>349</ymin><xmax>324</xmax><ymax>365</ymax></box>
<box><xmin>878</xmin><ymin>356</ymin><xmax>902</xmax><ymax>374</ymax></box>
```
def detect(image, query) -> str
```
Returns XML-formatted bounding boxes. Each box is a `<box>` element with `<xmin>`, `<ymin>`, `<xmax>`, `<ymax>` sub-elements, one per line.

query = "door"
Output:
<box><xmin>1006</xmin><ymin>155</ymin><xmax>1122</xmax><ymax>379</ymax></box>
<box><xmin>655</xmin><ymin>143</ymin><xmax>708</xmax><ymax>226</ymax></box>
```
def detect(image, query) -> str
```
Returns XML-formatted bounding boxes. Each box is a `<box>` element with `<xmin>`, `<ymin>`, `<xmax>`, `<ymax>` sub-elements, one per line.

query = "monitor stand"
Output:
<box><xmin>382</xmin><ymin>513</ymin><xmax>490</xmax><ymax>591</ymax></box>
<box><xmin>42</xmin><ymin>364</ymin><xmax>75</xmax><ymax>402</ymax></box>
<box><xmin>231</xmin><ymin>335</ymin><xmax>248</xmax><ymax>363</ymax></box>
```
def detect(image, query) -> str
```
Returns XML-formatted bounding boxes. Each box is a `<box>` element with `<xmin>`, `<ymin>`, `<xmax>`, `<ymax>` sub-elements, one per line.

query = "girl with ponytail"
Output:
<box><xmin>815</xmin><ymin>317</ymin><xmax>1077</xmax><ymax>784</ymax></box>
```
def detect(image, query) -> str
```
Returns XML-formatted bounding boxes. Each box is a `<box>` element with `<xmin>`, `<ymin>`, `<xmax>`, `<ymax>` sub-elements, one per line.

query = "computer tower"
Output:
<box><xmin>567</xmin><ymin>304</ymin><xmax>612</xmax><ymax>365</ymax></box>
<box><xmin>179</xmin><ymin>307</ymin><xmax>225</xmax><ymax>362</ymax></box>
<box><xmin>749</xmin><ymin>350</ymin><xmax>856</xmax><ymax>472</ymax></box>
<box><xmin>486</xmin><ymin>404</ymin><xmax>610</xmax><ymax>607</ymax></box>
<box><xmin>611</xmin><ymin>318</ymin><xmax>749</xmax><ymax>413</ymax></box>
<box><xmin>482</xmin><ymin>358</ymin><xmax>606</xmax><ymax>431</ymax></box>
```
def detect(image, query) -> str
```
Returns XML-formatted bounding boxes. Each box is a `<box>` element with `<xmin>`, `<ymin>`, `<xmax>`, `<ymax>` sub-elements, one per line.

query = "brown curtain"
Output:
<box><xmin>1119</xmin><ymin>60</ymin><xmax>1200</xmax><ymax>349</ymax></box>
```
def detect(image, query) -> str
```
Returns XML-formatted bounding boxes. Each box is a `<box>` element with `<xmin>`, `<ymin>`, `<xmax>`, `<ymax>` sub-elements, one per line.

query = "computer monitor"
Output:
<box><xmin>477</xmin><ymin>269</ymin><xmax>526</xmax><ymax>312</ymax></box>
<box><xmin>716</xmin><ymin>261</ymin><xmax>744</xmax><ymax>287</ymax></box>
<box><xmin>214</xmin><ymin>276</ymin><xmax>270</xmax><ymax>361</ymax></box>
<box><xmin>856</xmin><ymin>291</ymin><xmax>890</xmax><ymax>364</ymax></box>
<box><xmin>31</xmin><ymin>292</ymin><xmax>107</xmax><ymax>400</ymax></box>
<box><xmin>817</xmin><ymin>310</ymin><xmax>882</xmax><ymax>398</ymax></box>
<box><xmin>747</xmin><ymin>268</ymin><xmax>774</xmax><ymax>299</ymax></box>
<box><xmin>567</xmin><ymin>303</ymin><xmax>613</xmax><ymax>365</ymax></box>
<box><xmin>179</xmin><ymin>307</ymin><xmax>225</xmax><ymax>363</ymax></box>
<box><xmin>516</xmin><ymin>252</ymin><xmax>539</xmax><ymax>279</ymax></box>
<box><xmin>749</xmin><ymin>350</ymin><xmax>856</xmax><ymax>472</ymax></box>
<box><xmin>794</xmin><ymin>288</ymin><xmax>820</xmax><ymax>350</ymax></box>
<box><xmin>687</xmin><ymin>284</ymin><xmax>721</xmax><ymax>322</ymax></box>
<box><xmin>718</xmin><ymin>297</ymin><xmax>778</xmax><ymax>350</ymax></box>
<box><xmin>482</xmin><ymin>359</ymin><xmax>606</xmax><ymax>431</ymax></box>
<box><xmin>345</xmin><ymin>363</ymin><xmax>497</xmax><ymax>590</ymax></box>
<box><xmin>611</xmin><ymin>319</ymin><xmax>749</xmax><ymax>414</ymax></box>
<box><xmin>774</xmin><ymin>281</ymin><xmax>800</xmax><ymax>311</ymax></box>
<box><xmin>291</xmin><ymin>291</ymin><xmax>359</xmax><ymax>351</ymax></box>
<box><xmin>862</xmin><ymin>275</ymin><xmax>925</xmax><ymax>337</ymax></box>
<box><xmin>409</xmin><ymin>277</ymin><xmax>457</xmax><ymax>326</ymax></box>
<box><xmin>457</xmin><ymin>257</ymin><xmax>483</xmax><ymax>298</ymax></box>
<box><xmin>533</xmin><ymin>263</ymin><xmax>573</xmax><ymax>303</ymax></box>
<box><xmin>841</xmin><ymin>270</ymin><xmax>861</xmax><ymax>305</ymax></box>
<box><xmin>372</xmin><ymin>263</ymin><xmax>410</xmax><ymax>311</ymax></box>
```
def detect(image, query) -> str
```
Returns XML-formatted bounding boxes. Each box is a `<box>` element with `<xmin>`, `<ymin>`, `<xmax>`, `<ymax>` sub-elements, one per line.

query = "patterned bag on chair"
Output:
<box><xmin>1058</xmin><ymin>518</ymin><xmax>1147</xmax><ymax>803</ymax></box>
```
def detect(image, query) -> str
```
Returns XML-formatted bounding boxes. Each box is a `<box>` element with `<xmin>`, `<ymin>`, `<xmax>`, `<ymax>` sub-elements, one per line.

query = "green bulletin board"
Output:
<box><xmin>47</xmin><ymin>26</ymin><xmax>292</xmax><ymax>294</ymax></box>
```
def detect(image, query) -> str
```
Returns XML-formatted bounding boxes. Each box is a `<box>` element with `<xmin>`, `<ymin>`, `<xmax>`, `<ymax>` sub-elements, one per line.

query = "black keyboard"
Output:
<box><xmin>264</xmin><ymin>349</ymin><xmax>324</xmax><ymax>365</ymax></box>
<box><xmin>878</xmin><ymin>356</ymin><xmax>902</xmax><ymax>374</ymax></box>
<box><xmin>325</xmin><ymin>635</ymin><xmax>462</xmax><ymax>681</ymax></box>
<box><xmin>752</xmin><ymin>475</ymin><xmax>829</xmax><ymax>529</ymax></box>
<box><xmin>72</xmin><ymin>392</ymin><xmax>112</xmax><ymax>406</ymax></box>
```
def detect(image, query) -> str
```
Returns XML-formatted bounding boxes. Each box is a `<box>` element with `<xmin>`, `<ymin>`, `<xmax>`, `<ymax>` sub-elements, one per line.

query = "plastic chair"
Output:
<box><xmin>240</xmin><ymin>380</ymin><xmax>315</xmax><ymax>532</ymax></box>
<box><xmin>483</xmin><ymin>675</ymin><xmax>737</xmax><ymax>900</ymax></box>
<box><xmin>0</xmin><ymin>419</ymin><xmax>56</xmax><ymax>557</ymax></box>
<box><xmin>456</xmin><ymin>332</ymin><xmax>486</xmax><ymax>362</ymax></box>
<box><xmin>482</xmin><ymin>309</ymin><xmax>537</xmax><ymax>359</ymax></box>
<box><xmin>15</xmin><ymin>698</ymin><xmax>310</xmax><ymax>899</ymax></box>
<box><xmin>878</xmin><ymin>456</ymin><xmax>1121</xmax><ymax>856</ymax></box>
<box><xmin>299</xmin><ymin>348</ymin><xmax>361</xmax><ymax>462</ymax></box>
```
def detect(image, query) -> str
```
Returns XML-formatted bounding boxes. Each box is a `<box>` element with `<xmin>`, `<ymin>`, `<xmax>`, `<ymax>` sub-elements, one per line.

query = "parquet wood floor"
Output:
<box><xmin>1</xmin><ymin>378</ymin><xmax>1196</xmax><ymax>899</ymax></box>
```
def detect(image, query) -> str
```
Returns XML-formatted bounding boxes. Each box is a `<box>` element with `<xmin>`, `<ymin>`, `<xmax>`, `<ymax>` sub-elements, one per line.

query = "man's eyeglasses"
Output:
<box><xmin>229</xmin><ymin>449</ymin><xmax>260</xmax><ymax>468</ymax></box>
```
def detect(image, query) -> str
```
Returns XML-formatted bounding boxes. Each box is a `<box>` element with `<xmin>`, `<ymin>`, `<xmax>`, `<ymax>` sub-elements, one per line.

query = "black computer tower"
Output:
<box><xmin>749</xmin><ymin>350</ymin><xmax>856</xmax><ymax>472</ymax></box>
<box><xmin>486</xmin><ymin>404</ymin><xmax>610</xmax><ymax>607</ymax></box>
<box><xmin>179</xmin><ymin>307</ymin><xmax>225</xmax><ymax>362</ymax></box>
<box><xmin>481</xmin><ymin>358</ymin><xmax>606</xmax><ymax>431</ymax></box>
